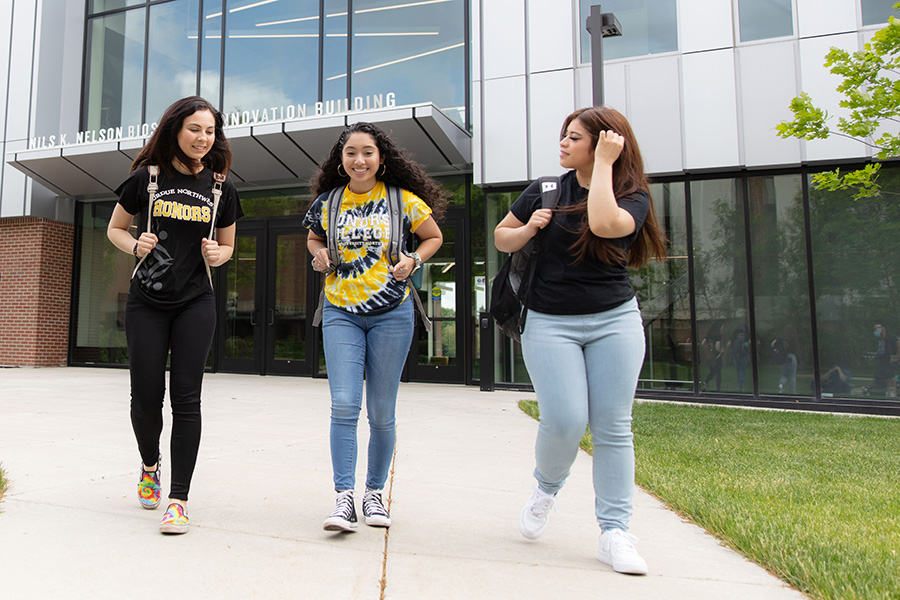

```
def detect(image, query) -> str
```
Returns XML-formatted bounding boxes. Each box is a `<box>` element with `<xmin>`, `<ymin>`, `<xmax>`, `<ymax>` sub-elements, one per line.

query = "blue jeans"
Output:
<box><xmin>521</xmin><ymin>297</ymin><xmax>645</xmax><ymax>531</ymax></box>
<box><xmin>323</xmin><ymin>297</ymin><xmax>414</xmax><ymax>491</ymax></box>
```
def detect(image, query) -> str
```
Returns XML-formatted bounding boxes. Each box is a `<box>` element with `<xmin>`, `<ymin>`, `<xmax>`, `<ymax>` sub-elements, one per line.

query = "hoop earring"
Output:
<box><xmin>378</xmin><ymin>164</ymin><xmax>386</xmax><ymax>177</ymax></box>
<box><xmin>337</xmin><ymin>164</ymin><xmax>348</xmax><ymax>177</ymax></box>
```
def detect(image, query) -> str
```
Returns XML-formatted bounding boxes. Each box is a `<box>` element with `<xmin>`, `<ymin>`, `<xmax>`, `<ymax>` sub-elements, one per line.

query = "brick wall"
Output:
<box><xmin>0</xmin><ymin>217</ymin><xmax>74</xmax><ymax>366</ymax></box>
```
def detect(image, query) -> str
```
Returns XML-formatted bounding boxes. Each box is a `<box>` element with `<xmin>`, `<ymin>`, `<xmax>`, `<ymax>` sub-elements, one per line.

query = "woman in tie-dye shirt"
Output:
<box><xmin>302</xmin><ymin>122</ymin><xmax>446</xmax><ymax>533</ymax></box>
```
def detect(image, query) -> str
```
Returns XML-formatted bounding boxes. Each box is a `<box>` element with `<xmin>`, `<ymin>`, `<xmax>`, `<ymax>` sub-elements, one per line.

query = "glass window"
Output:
<box><xmin>738</xmin><ymin>0</ymin><xmax>793</xmax><ymax>42</ymax></box>
<box><xmin>690</xmin><ymin>179</ymin><xmax>753</xmax><ymax>394</ymax></box>
<box><xmin>239</xmin><ymin>188</ymin><xmax>310</xmax><ymax>218</ymax></box>
<box><xmin>89</xmin><ymin>0</ymin><xmax>144</xmax><ymax>15</ymax></box>
<box><xmin>222</xmin><ymin>0</ymin><xmax>320</xmax><ymax>116</ymax></box>
<box><xmin>70</xmin><ymin>202</ymin><xmax>133</xmax><ymax>366</ymax></box>
<box><xmin>323</xmin><ymin>0</ymin><xmax>349</xmax><ymax>102</ymax></box>
<box><xmin>200</xmin><ymin>0</ymin><xmax>224</xmax><ymax>105</ymax></box>
<box><xmin>485</xmin><ymin>189</ymin><xmax>530</xmax><ymax>385</ymax></box>
<box><xmin>145</xmin><ymin>0</ymin><xmax>200</xmax><ymax>122</ymax></box>
<box><xmin>637</xmin><ymin>182</ymin><xmax>691</xmax><ymax>392</ymax></box>
<box><xmin>579</xmin><ymin>0</ymin><xmax>677</xmax><ymax>63</ymax></box>
<box><xmin>83</xmin><ymin>9</ymin><xmax>146</xmax><ymax>131</ymax></box>
<box><xmin>809</xmin><ymin>168</ymin><xmax>900</xmax><ymax>401</ymax></box>
<box><xmin>746</xmin><ymin>175</ymin><xmax>813</xmax><ymax>397</ymax></box>
<box><xmin>350</xmin><ymin>0</ymin><xmax>466</xmax><ymax>126</ymax></box>
<box><xmin>862</xmin><ymin>0</ymin><xmax>900</xmax><ymax>26</ymax></box>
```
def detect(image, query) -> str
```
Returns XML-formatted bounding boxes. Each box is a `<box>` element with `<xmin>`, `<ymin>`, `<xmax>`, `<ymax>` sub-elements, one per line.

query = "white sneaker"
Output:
<box><xmin>598</xmin><ymin>528</ymin><xmax>648</xmax><ymax>575</ymax></box>
<box><xmin>518</xmin><ymin>486</ymin><xmax>558</xmax><ymax>539</ymax></box>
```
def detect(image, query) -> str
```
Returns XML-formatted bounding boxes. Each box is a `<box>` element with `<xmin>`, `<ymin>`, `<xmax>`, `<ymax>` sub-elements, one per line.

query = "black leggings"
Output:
<box><xmin>125</xmin><ymin>290</ymin><xmax>216</xmax><ymax>501</ymax></box>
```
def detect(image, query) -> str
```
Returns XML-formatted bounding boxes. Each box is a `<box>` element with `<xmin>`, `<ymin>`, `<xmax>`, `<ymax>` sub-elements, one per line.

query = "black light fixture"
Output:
<box><xmin>585</xmin><ymin>4</ymin><xmax>623</xmax><ymax>105</ymax></box>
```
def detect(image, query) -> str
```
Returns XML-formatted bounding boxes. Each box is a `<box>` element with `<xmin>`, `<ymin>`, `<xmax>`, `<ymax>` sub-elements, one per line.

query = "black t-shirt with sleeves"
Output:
<box><xmin>509</xmin><ymin>169</ymin><xmax>649</xmax><ymax>315</ymax></box>
<box><xmin>116</xmin><ymin>166</ymin><xmax>243</xmax><ymax>308</ymax></box>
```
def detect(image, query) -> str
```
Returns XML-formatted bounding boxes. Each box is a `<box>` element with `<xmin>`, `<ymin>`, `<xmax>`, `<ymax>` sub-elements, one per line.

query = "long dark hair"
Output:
<box><xmin>311</xmin><ymin>122</ymin><xmax>448</xmax><ymax>221</ymax></box>
<box><xmin>131</xmin><ymin>96</ymin><xmax>232</xmax><ymax>177</ymax></box>
<box><xmin>560</xmin><ymin>106</ymin><xmax>666</xmax><ymax>267</ymax></box>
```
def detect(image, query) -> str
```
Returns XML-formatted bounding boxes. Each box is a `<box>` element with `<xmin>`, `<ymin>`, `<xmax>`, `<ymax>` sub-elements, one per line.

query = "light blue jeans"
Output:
<box><xmin>521</xmin><ymin>297</ymin><xmax>645</xmax><ymax>531</ymax></box>
<box><xmin>322</xmin><ymin>297</ymin><xmax>414</xmax><ymax>491</ymax></box>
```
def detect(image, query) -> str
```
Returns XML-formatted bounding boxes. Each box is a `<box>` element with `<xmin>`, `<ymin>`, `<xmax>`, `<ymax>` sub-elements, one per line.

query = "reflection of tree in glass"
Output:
<box><xmin>693</xmin><ymin>195</ymin><xmax>746</xmax><ymax>321</ymax></box>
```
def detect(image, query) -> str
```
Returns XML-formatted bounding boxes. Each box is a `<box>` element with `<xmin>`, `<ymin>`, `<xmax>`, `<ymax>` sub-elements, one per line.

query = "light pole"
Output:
<box><xmin>585</xmin><ymin>4</ymin><xmax>622</xmax><ymax>106</ymax></box>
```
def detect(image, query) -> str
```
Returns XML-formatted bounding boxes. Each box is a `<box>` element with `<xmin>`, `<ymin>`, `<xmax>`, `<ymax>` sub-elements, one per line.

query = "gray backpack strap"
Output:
<box><xmin>202</xmin><ymin>172</ymin><xmax>226</xmax><ymax>290</ymax></box>
<box><xmin>385</xmin><ymin>184</ymin><xmax>432</xmax><ymax>333</ymax></box>
<box><xmin>313</xmin><ymin>186</ymin><xmax>346</xmax><ymax>327</ymax></box>
<box><xmin>131</xmin><ymin>165</ymin><xmax>159</xmax><ymax>280</ymax></box>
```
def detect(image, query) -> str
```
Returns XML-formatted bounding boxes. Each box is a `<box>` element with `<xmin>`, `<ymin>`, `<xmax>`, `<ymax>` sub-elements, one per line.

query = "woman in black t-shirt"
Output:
<box><xmin>494</xmin><ymin>106</ymin><xmax>666</xmax><ymax>574</ymax></box>
<box><xmin>107</xmin><ymin>96</ymin><xmax>242</xmax><ymax>535</ymax></box>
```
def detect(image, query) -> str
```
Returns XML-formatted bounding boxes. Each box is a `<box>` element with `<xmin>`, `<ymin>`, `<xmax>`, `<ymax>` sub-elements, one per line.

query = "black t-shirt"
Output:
<box><xmin>116</xmin><ymin>166</ymin><xmax>243</xmax><ymax>308</ymax></box>
<box><xmin>509</xmin><ymin>170</ymin><xmax>649</xmax><ymax>315</ymax></box>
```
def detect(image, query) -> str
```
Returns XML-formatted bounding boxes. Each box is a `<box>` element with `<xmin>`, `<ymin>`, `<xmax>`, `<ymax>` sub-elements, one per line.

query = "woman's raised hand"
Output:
<box><xmin>594</xmin><ymin>130</ymin><xmax>624</xmax><ymax>166</ymax></box>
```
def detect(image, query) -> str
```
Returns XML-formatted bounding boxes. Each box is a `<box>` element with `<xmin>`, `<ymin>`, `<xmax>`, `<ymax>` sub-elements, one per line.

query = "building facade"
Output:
<box><xmin>1</xmin><ymin>0</ymin><xmax>899</xmax><ymax>414</ymax></box>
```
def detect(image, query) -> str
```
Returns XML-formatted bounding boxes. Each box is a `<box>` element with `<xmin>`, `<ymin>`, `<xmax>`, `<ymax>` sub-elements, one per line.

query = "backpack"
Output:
<box><xmin>311</xmin><ymin>184</ymin><xmax>431</xmax><ymax>332</ymax></box>
<box><xmin>131</xmin><ymin>165</ymin><xmax>225</xmax><ymax>290</ymax></box>
<box><xmin>488</xmin><ymin>176</ymin><xmax>561</xmax><ymax>343</ymax></box>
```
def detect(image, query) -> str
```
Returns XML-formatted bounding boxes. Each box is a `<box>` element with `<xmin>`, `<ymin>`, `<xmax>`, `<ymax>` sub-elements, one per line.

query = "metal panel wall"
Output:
<box><xmin>526</xmin><ymin>0</ymin><xmax>575</xmax><ymax>74</ymax></box>
<box><xmin>738</xmin><ymin>41</ymin><xmax>802</xmax><ymax>168</ymax></box>
<box><xmin>797</xmin><ymin>0</ymin><xmax>859</xmax><ymax>37</ymax></box>
<box><xmin>481</xmin><ymin>0</ymin><xmax>526</xmax><ymax>81</ymax></box>
<box><xmin>679</xmin><ymin>0</ymin><xmax>734</xmax><ymax>53</ymax></box>
<box><xmin>627</xmin><ymin>55</ymin><xmax>683</xmax><ymax>175</ymax></box>
<box><xmin>527</xmin><ymin>69</ymin><xmax>574</xmax><ymax>179</ymax></box>
<box><xmin>681</xmin><ymin>48</ymin><xmax>740</xmax><ymax>170</ymax></box>
<box><xmin>798</xmin><ymin>33</ymin><xmax>867</xmax><ymax>162</ymax></box>
<box><xmin>481</xmin><ymin>76</ymin><xmax>528</xmax><ymax>184</ymax></box>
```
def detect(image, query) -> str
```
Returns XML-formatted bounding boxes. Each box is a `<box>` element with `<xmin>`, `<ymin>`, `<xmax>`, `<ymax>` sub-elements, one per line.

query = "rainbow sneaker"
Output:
<box><xmin>159</xmin><ymin>503</ymin><xmax>189</xmax><ymax>534</ymax></box>
<box><xmin>138</xmin><ymin>464</ymin><xmax>161</xmax><ymax>510</ymax></box>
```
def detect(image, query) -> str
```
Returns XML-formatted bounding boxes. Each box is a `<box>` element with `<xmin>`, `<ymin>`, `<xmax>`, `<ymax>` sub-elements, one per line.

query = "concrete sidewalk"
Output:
<box><xmin>0</xmin><ymin>368</ymin><xmax>805</xmax><ymax>599</ymax></box>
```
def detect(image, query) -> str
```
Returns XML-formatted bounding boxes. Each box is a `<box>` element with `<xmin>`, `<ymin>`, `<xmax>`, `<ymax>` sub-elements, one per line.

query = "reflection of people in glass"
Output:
<box><xmin>821</xmin><ymin>353</ymin><xmax>852</xmax><ymax>395</ymax></box>
<box><xmin>495</xmin><ymin>106</ymin><xmax>667</xmax><ymax>575</ymax></box>
<box><xmin>872</xmin><ymin>323</ymin><xmax>899</xmax><ymax>397</ymax></box>
<box><xmin>729</xmin><ymin>325</ymin><xmax>751</xmax><ymax>392</ymax></box>
<box><xmin>303</xmin><ymin>122</ymin><xmax>446</xmax><ymax>532</ymax></box>
<box><xmin>106</xmin><ymin>97</ymin><xmax>242</xmax><ymax>534</ymax></box>
<box><xmin>772</xmin><ymin>324</ymin><xmax>798</xmax><ymax>394</ymax></box>
<box><xmin>700</xmin><ymin>322</ymin><xmax>724</xmax><ymax>392</ymax></box>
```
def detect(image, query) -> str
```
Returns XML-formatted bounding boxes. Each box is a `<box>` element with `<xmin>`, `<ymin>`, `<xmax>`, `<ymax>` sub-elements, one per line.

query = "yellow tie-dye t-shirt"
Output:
<box><xmin>302</xmin><ymin>181</ymin><xmax>432</xmax><ymax>314</ymax></box>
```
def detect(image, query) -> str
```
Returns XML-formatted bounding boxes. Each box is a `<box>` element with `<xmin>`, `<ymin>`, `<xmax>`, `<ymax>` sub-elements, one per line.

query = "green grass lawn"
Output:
<box><xmin>518</xmin><ymin>400</ymin><xmax>900</xmax><ymax>600</ymax></box>
<box><xmin>0</xmin><ymin>462</ymin><xmax>8</xmax><ymax>509</ymax></box>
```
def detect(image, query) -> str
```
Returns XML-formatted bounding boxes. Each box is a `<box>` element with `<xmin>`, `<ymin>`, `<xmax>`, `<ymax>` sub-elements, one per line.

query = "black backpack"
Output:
<box><xmin>489</xmin><ymin>176</ymin><xmax>561</xmax><ymax>343</ymax></box>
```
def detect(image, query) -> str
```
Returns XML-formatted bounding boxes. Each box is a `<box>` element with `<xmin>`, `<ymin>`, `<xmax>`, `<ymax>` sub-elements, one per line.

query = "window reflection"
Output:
<box><xmin>862</xmin><ymin>0</ymin><xmax>900</xmax><ymax>26</ymax></box>
<box><xmin>579</xmin><ymin>0</ymin><xmax>677</xmax><ymax>62</ymax></box>
<box><xmin>84</xmin><ymin>10</ymin><xmax>146</xmax><ymax>131</ymax></box>
<box><xmin>201</xmin><ymin>0</ymin><xmax>224</xmax><ymax>104</ymax></box>
<box><xmin>747</xmin><ymin>175</ymin><xmax>812</xmax><ymax>397</ymax></box>
<box><xmin>809</xmin><ymin>169</ymin><xmax>900</xmax><ymax>400</ymax></box>
<box><xmin>351</xmin><ymin>0</ymin><xmax>465</xmax><ymax>126</ymax></box>
<box><xmin>222</xmin><ymin>0</ymin><xmax>320</xmax><ymax>115</ymax></box>
<box><xmin>323</xmin><ymin>0</ymin><xmax>348</xmax><ymax>101</ymax></box>
<box><xmin>691</xmin><ymin>179</ymin><xmax>752</xmax><ymax>393</ymax></box>
<box><xmin>637</xmin><ymin>183</ymin><xmax>690</xmax><ymax>391</ymax></box>
<box><xmin>738</xmin><ymin>0</ymin><xmax>793</xmax><ymax>42</ymax></box>
<box><xmin>146</xmin><ymin>0</ymin><xmax>200</xmax><ymax>121</ymax></box>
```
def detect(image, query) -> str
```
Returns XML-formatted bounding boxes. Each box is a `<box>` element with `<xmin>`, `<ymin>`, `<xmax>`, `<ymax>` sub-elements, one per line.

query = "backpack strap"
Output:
<box><xmin>514</xmin><ymin>175</ymin><xmax>562</xmax><ymax>335</ymax></box>
<box><xmin>202</xmin><ymin>171</ymin><xmax>226</xmax><ymax>290</ymax></box>
<box><xmin>313</xmin><ymin>186</ymin><xmax>346</xmax><ymax>327</ymax></box>
<box><xmin>385</xmin><ymin>184</ymin><xmax>431</xmax><ymax>333</ymax></box>
<box><xmin>131</xmin><ymin>165</ymin><xmax>159</xmax><ymax>280</ymax></box>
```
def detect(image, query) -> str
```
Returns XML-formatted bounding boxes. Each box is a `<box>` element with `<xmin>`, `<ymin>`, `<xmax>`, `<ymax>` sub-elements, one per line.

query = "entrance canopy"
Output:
<box><xmin>6</xmin><ymin>103</ymin><xmax>471</xmax><ymax>198</ymax></box>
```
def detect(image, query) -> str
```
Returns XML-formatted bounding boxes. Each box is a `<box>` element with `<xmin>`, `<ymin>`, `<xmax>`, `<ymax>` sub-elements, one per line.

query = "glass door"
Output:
<box><xmin>217</xmin><ymin>217</ymin><xmax>312</xmax><ymax>375</ymax></box>
<box><xmin>407</xmin><ymin>210</ymin><xmax>466</xmax><ymax>383</ymax></box>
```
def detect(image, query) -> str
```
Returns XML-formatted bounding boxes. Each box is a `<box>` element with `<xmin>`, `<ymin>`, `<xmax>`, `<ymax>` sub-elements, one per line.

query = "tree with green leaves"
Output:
<box><xmin>777</xmin><ymin>3</ymin><xmax>900</xmax><ymax>199</ymax></box>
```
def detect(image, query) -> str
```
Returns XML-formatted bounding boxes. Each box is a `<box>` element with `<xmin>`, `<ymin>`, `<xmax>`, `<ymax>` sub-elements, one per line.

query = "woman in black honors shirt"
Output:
<box><xmin>107</xmin><ymin>96</ymin><xmax>242</xmax><ymax>535</ymax></box>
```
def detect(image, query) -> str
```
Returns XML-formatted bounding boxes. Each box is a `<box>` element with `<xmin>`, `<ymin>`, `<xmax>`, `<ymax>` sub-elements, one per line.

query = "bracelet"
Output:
<box><xmin>133</xmin><ymin>242</ymin><xmax>139</xmax><ymax>258</ymax></box>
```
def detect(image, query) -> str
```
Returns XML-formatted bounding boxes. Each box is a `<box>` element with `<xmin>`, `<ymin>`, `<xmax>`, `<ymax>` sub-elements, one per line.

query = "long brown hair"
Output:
<box><xmin>131</xmin><ymin>96</ymin><xmax>232</xmax><ymax>178</ymax></box>
<box><xmin>311</xmin><ymin>122</ymin><xmax>448</xmax><ymax>221</ymax></box>
<box><xmin>561</xmin><ymin>106</ymin><xmax>666</xmax><ymax>267</ymax></box>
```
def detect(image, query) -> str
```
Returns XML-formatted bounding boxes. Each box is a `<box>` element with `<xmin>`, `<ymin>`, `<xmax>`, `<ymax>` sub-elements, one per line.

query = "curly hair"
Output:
<box><xmin>131</xmin><ymin>96</ymin><xmax>232</xmax><ymax>178</ymax></box>
<box><xmin>311</xmin><ymin>122</ymin><xmax>448</xmax><ymax>222</ymax></box>
<box><xmin>558</xmin><ymin>106</ymin><xmax>667</xmax><ymax>268</ymax></box>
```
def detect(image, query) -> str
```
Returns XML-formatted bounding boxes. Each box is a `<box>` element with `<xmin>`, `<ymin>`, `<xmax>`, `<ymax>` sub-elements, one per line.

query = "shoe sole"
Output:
<box><xmin>323</xmin><ymin>518</ymin><xmax>358</xmax><ymax>532</ymax></box>
<box><xmin>160</xmin><ymin>524</ymin><xmax>189</xmax><ymax>535</ymax></box>
<box><xmin>140</xmin><ymin>499</ymin><xmax>161</xmax><ymax>510</ymax></box>
<box><xmin>597</xmin><ymin>551</ymin><xmax>648</xmax><ymax>575</ymax></box>
<box><xmin>364</xmin><ymin>515</ymin><xmax>391</xmax><ymax>527</ymax></box>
